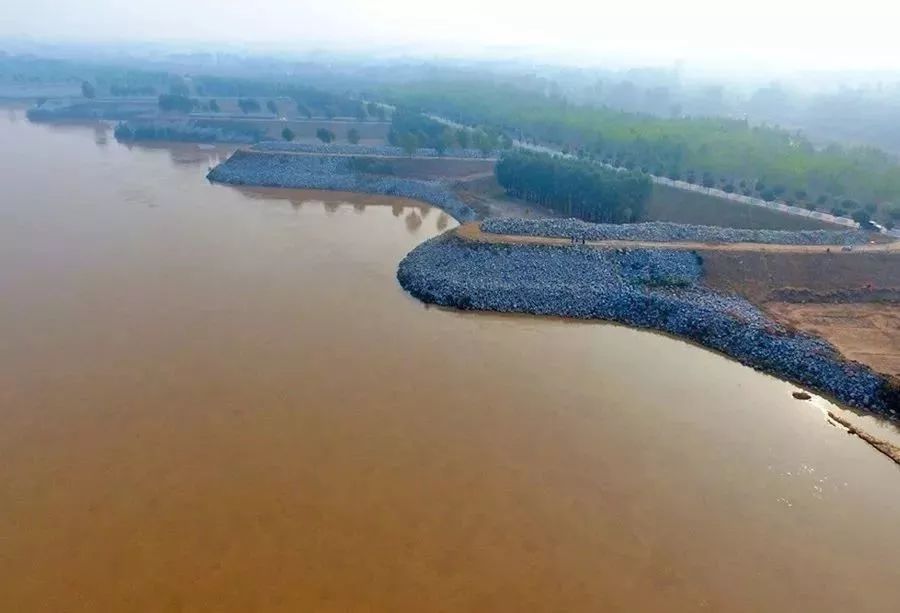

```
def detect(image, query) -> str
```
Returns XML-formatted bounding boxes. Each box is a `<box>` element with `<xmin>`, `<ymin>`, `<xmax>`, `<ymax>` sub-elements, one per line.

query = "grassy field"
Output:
<box><xmin>645</xmin><ymin>183</ymin><xmax>841</xmax><ymax>230</ymax></box>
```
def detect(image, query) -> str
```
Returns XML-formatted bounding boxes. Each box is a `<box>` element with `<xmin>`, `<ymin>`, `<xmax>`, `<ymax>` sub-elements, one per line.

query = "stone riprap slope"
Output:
<box><xmin>482</xmin><ymin>218</ymin><xmax>872</xmax><ymax>246</ymax></box>
<box><xmin>398</xmin><ymin>235</ymin><xmax>897</xmax><ymax>415</ymax></box>
<box><xmin>252</xmin><ymin>141</ymin><xmax>498</xmax><ymax>159</ymax></box>
<box><xmin>206</xmin><ymin>150</ymin><xmax>476</xmax><ymax>222</ymax></box>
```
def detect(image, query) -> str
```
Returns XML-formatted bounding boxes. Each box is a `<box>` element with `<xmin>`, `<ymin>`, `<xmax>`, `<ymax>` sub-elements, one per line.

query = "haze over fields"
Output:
<box><xmin>4</xmin><ymin>1</ymin><xmax>900</xmax><ymax>73</ymax></box>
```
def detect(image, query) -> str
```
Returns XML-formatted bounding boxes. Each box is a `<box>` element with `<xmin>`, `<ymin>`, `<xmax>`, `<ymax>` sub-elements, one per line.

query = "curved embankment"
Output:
<box><xmin>206</xmin><ymin>149</ymin><xmax>898</xmax><ymax>416</ymax></box>
<box><xmin>397</xmin><ymin>232</ymin><xmax>899</xmax><ymax>416</ymax></box>
<box><xmin>206</xmin><ymin>149</ymin><xmax>476</xmax><ymax>222</ymax></box>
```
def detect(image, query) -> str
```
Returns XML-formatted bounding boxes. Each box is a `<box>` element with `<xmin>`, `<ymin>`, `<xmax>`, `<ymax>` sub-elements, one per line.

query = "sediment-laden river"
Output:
<box><xmin>2</xmin><ymin>111</ymin><xmax>900</xmax><ymax>612</ymax></box>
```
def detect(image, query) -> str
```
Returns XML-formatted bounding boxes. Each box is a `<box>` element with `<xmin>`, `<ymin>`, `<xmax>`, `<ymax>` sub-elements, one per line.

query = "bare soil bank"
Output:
<box><xmin>765</xmin><ymin>303</ymin><xmax>900</xmax><ymax>379</ymax></box>
<box><xmin>693</xmin><ymin>249</ymin><xmax>900</xmax><ymax>395</ymax></box>
<box><xmin>647</xmin><ymin>183</ymin><xmax>843</xmax><ymax>230</ymax></box>
<box><xmin>701</xmin><ymin>250</ymin><xmax>900</xmax><ymax>303</ymax></box>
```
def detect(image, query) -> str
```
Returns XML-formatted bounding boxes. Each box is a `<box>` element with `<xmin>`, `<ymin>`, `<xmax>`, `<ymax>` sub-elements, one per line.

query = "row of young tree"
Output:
<box><xmin>279</xmin><ymin>127</ymin><xmax>360</xmax><ymax>144</ymax></box>
<box><xmin>70</xmin><ymin>67</ymin><xmax>386</xmax><ymax>124</ymax></box>
<box><xmin>383</xmin><ymin>80</ymin><xmax>900</xmax><ymax>225</ymax></box>
<box><xmin>495</xmin><ymin>151</ymin><xmax>652</xmax><ymax>223</ymax></box>
<box><xmin>387</xmin><ymin>110</ymin><xmax>511</xmax><ymax>155</ymax></box>
<box><xmin>157</xmin><ymin>95</ymin><xmax>273</xmax><ymax>115</ymax></box>
<box><xmin>189</xmin><ymin>76</ymin><xmax>381</xmax><ymax>120</ymax></box>
<box><xmin>156</xmin><ymin>92</ymin><xmax>383</xmax><ymax>124</ymax></box>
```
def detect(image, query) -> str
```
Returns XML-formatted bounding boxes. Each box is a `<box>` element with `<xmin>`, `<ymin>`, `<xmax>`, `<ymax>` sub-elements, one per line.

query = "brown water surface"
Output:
<box><xmin>2</xmin><ymin>111</ymin><xmax>900</xmax><ymax>612</ymax></box>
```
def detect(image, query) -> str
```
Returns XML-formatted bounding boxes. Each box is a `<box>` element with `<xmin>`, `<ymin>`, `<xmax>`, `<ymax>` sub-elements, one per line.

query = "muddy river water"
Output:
<box><xmin>1</xmin><ymin>111</ymin><xmax>899</xmax><ymax>612</ymax></box>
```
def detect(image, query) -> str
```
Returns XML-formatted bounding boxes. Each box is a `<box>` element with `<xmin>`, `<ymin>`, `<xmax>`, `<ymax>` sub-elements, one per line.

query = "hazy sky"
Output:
<box><xmin>4</xmin><ymin>1</ymin><xmax>900</xmax><ymax>72</ymax></box>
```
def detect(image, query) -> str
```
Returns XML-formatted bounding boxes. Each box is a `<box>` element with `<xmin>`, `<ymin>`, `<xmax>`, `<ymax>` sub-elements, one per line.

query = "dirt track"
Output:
<box><xmin>455</xmin><ymin>222</ymin><xmax>900</xmax><ymax>253</ymax></box>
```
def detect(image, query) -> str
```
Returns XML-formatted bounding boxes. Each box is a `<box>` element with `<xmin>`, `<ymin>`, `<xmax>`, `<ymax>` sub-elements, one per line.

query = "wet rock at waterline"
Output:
<box><xmin>398</xmin><ymin>235</ymin><xmax>898</xmax><ymax>415</ymax></box>
<box><xmin>207</xmin><ymin>150</ymin><xmax>476</xmax><ymax>222</ymax></box>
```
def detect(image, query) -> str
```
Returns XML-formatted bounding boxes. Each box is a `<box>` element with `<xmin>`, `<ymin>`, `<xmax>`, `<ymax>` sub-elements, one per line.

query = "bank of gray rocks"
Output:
<box><xmin>252</xmin><ymin>141</ymin><xmax>498</xmax><ymax>159</ymax></box>
<box><xmin>398</xmin><ymin>236</ymin><xmax>897</xmax><ymax>415</ymax></box>
<box><xmin>206</xmin><ymin>150</ymin><xmax>476</xmax><ymax>222</ymax></box>
<box><xmin>482</xmin><ymin>217</ymin><xmax>872</xmax><ymax>246</ymax></box>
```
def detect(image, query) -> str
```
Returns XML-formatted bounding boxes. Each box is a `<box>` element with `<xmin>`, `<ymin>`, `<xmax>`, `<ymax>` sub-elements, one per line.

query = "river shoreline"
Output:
<box><xmin>206</xmin><ymin>149</ymin><xmax>477</xmax><ymax>222</ymax></box>
<box><xmin>397</xmin><ymin>233</ymin><xmax>899</xmax><ymax>416</ymax></box>
<box><xmin>206</xmin><ymin>148</ymin><xmax>899</xmax><ymax>416</ymax></box>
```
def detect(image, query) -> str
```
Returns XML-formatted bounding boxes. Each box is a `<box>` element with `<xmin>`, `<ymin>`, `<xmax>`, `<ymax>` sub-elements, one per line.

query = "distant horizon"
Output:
<box><xmin>3</xmin><ymin>0</ymin><xmax>900</xmax><ymax>77</ymax></box>
<box><xmin>4</xmin><ymin>35</ymin><xmax>900</xmax><ymax>87</ymax></box>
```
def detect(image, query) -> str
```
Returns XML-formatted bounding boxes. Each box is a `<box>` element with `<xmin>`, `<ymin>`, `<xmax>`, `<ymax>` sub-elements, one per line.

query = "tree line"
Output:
<box><xmin>495</xmin><ymin>150</ymin><xmax>652</xmax><ymax>223</ymax></box>
<box><xmin>388</xmin><ymin>109</ymin><xmax>510</xmax><ymax>155</ymax></box>
<box><xmin>382</xmin><ymin>80</ymin><xmax>900</xmax><ymax>226</ymax></box>
<box><xmin>191</xmin><ymin>76</ymin><xmax>371</xmax><ymax>119</ymax></box>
